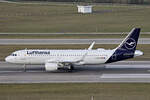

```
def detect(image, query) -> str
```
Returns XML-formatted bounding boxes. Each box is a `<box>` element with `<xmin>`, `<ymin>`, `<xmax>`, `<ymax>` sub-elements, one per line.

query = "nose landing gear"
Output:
<box><xmin>23</xmin><ymin>64</ymin><xmax>26</xmax><ymax>72</ymax></box>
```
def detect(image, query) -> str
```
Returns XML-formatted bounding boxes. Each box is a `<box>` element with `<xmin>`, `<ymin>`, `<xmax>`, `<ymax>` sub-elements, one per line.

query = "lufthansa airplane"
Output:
<box><xmin>5</xmin><ymin>28</ymin><xmax>143</xmax><ymax>72</ymax></box>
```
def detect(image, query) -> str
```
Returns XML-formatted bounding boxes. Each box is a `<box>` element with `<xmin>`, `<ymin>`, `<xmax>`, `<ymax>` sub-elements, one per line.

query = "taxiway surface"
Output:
<box><xmin>0</xmin><ymin>38</ymin><xmax>150</xmax><ymax>45</ymax></box>
<box><xmin>0</xmin><ymin>61</ymin><xmax>150</xmax><ymax>83</ymax></box>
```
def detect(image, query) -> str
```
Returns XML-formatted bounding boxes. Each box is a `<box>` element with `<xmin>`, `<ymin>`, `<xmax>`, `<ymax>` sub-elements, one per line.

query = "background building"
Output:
<box><xmin>77</xmin><ymin>5</ymin><xmax>92</xmax><ymax>13</ymax></box>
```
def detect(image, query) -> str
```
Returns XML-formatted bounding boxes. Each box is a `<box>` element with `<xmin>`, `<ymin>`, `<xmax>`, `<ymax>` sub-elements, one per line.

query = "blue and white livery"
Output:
<box><xmin>5</xmin><ymin>28</ymin><xmax>143</xmax><ymax>71</ymax></box>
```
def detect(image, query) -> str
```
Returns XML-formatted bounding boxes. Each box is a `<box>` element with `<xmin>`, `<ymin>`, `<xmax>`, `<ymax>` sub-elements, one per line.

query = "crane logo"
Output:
<box><xmin>125</xmin><ymin>38</ymin><xmax>136</xmax><ymax>50</ymax></box>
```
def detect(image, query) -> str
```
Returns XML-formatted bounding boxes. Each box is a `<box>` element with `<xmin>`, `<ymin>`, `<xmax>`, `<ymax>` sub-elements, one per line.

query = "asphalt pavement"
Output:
<box><xmin>0</xmin><ymin>38</ymin><xmax>150</xmax><ymax>44</ymax></box>
<box><xmin>0</xmin><ymin>61</ymin><xmax>150</xmax><ymax>83</ymax></box>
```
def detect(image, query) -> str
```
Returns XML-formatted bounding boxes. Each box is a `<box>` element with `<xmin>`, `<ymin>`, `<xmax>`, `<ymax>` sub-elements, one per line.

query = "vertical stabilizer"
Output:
<box><xmin>116</xmin><ymin>28</ymin><xmax>140</xmax><ymax>51</ymax></box>
<box><xmin>106</xmin><ymin>28</ymin><xmax>141</xmax><ymax>63</ymax></box>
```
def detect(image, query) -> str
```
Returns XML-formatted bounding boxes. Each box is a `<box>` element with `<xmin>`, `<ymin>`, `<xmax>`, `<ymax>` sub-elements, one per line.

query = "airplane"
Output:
<box><xmin>5</xmin><ymin>28</ymin><xmax>143</xmax><ymax>72</ymax></box>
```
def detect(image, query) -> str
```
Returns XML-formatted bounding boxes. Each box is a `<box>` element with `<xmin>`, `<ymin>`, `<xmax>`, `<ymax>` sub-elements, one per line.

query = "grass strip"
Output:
<box><xmin>0</xmin><ymin>83</ymin><xmax>150</xmax><ymax>100</ymax></box>
<box><xmin>0</xmin><ymin>2</ymin><xmax>150</xmax><ymax>33</ymax></box>
<box><xmin>0</xmin><ymin>34</ymin><xmax>150</xmax><ymax>39</ymax></box>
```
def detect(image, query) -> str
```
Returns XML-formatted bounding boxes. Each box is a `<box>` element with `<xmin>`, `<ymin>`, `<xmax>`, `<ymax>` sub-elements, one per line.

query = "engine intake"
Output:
<box><xmin>45</xmin><ymin>63</ymin><xmax>59</xmax><ymax>71</ymax></box>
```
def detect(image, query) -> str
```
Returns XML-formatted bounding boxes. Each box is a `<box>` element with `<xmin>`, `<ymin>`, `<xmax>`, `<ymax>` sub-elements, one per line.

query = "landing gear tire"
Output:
<box><xmin>68</xmin><ymin>64</ymin><xmax>74</xmax><ymax>72</ymax></box>
<box><xmin>23</xmin><ymin>64</ymin><xmax>26</xmax><ymax>72</ymax></box>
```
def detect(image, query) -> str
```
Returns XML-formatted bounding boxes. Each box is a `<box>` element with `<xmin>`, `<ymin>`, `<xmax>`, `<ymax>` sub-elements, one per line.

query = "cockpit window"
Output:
<box><xmin>11</xmin><ymin>54</ymin><xmax>17</xmax><ymax>56</ymax></box>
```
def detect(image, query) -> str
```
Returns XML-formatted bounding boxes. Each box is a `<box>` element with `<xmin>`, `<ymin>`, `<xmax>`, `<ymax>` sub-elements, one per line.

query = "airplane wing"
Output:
<box><xmin>46</xmin><ymin>41</ymin><xmax>95</xmax><ymax>64</ymax></box>
<box><xmin>45</xmin><ymin>42</ymin><xmax>96</xmax><ymax>71</ymax></box>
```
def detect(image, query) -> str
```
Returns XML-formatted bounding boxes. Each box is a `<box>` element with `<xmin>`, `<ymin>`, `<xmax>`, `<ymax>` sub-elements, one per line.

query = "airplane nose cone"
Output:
<box><xmin>5</xmin><ymin>56</ymin><xmax>9</xmax><ymax>62</ymax></box>
<box><xmin>5</xmin><ymin>56</ymin><xmax>12</xmax><ymax>63</ymax></box>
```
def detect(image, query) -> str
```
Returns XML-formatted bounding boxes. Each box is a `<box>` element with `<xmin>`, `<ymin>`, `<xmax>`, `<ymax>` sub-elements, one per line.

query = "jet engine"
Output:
<box><xmin>45</xmin><ymin>62</ymin><xmax>59</xmax><ymax>71</ymax></box>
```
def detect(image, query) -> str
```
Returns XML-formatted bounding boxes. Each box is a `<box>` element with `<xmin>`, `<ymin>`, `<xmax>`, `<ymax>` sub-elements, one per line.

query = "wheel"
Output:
<box><xmin>23</xmin><ymin>64</ymin><xmax>26</xmax><ymax>72</ymax></box>
<box><xmin>68</xmin><ymin>64</ymin><xmax>74</xmax><ymax>72</ymax></box>
<box><xmin>69</xmin><ymin>64</ymin><xmax>74</xmax><ymax>70</ymax></box>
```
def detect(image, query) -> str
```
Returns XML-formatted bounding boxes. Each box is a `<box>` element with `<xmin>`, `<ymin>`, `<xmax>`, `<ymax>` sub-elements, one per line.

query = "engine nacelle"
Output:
<box><xmin>45</xmin><ymin>63</ymin><xmax>59</xmax><ymax>71</ymax></box>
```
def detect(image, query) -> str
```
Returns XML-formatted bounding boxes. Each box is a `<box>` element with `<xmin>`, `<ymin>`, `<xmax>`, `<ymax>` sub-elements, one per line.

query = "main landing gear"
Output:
<box><xmin>59</xmin><ymin>63</ymin><xmax>75</xmax><ymax>72</ymax></box>
<box><xmin>68</xmin><ymin>64</ymin><xmax>74</xmax><ymax>72</ymax></box>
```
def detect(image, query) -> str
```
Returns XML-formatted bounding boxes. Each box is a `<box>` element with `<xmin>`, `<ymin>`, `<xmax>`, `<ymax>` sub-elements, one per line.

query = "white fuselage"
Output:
<box><xmin>5</xmin><ymin>49</ymin><xmax>114</xmax><ymax>65</ymax></box>
<box><xmin>5</xmin><ymin>28</ymin><xmax>144</xmax><ymax>72</ymax></box>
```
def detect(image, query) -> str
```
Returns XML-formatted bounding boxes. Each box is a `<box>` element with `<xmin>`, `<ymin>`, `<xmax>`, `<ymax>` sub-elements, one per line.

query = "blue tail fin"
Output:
<box><xmin>106</xmin><ymin>28</ymin><xmax>141</xmax><ymax>63</ymax></box>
